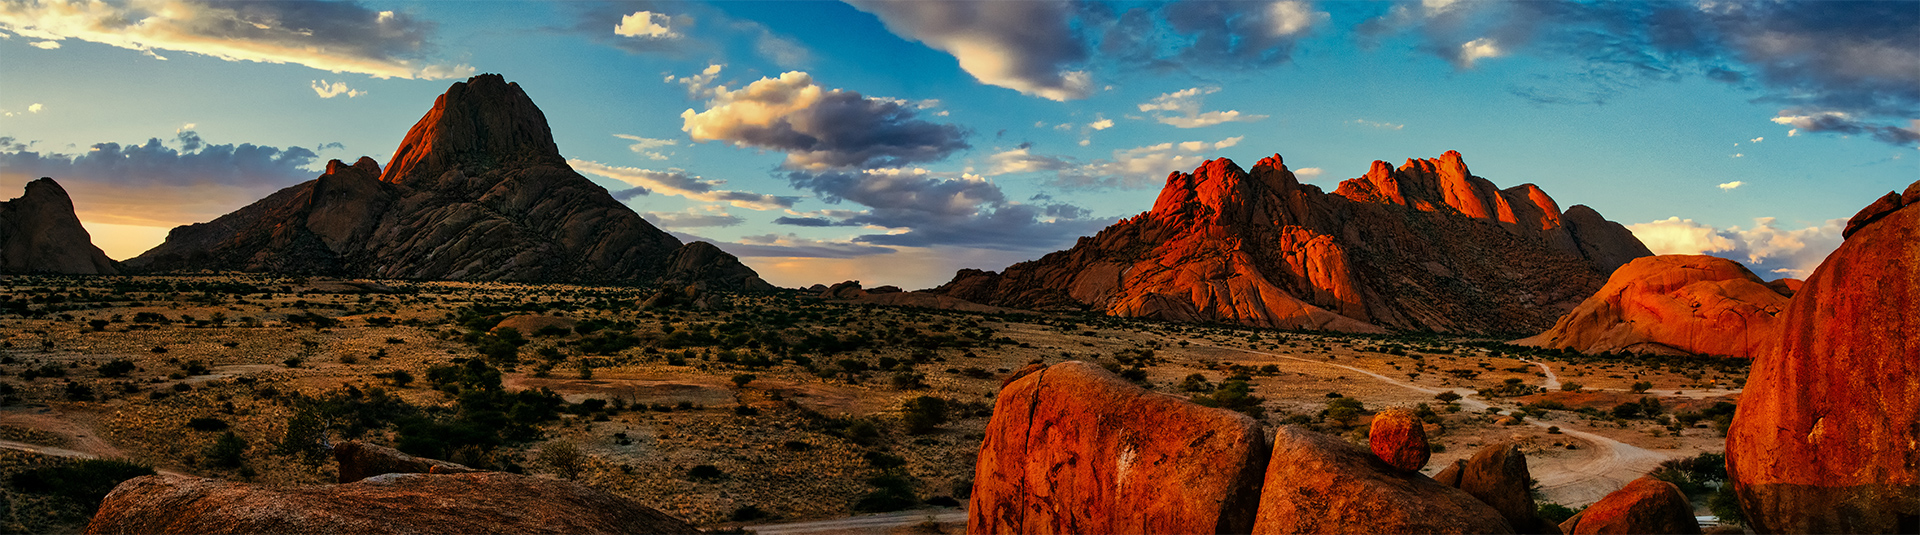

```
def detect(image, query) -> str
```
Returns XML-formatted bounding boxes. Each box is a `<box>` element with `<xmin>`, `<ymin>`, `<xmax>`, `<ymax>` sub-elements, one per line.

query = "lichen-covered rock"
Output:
<box><xmin>84</xmin><ymin>473</ymin><xmax>695</xmax><ymax>534</ymax></box>
<box><xmin>333</xmin><ymin>441</ymin><xmax>478</xmax><ymax>483</ymax></box>
<box><xmin>1560</xmin><ymin>476</ymin><xmax>1700</xmax><ymax>534</ymax></box>
<box><xmin>932</xmin><ymin>152</ymin><xmax>1651</xmax><ymax>334</ymax></box>
<box><xmin>968</xmin><ymin>361</ymin><xmax>1268</xmax><ymax>534</ymax></box>
<box><xmin>1517</xmin><ymin>255</ymin><xmax>1788</xmax><ymax>358</ymax></box>
<box><xmin>1253</xmin><ymin>426</ymin><xmax>1514</xmax><ymax>534</ymax></box>
<box><xmin>127</xmin><ymin>74</ymin><xmax>764</xmax><ymax>290</ymax></box>
<box><xmin>1726</xmin><ymin>179</ymin><xmax>1920</xmax><ymax>534</ymax></box>
<box><xmin>0</xmin><ymin>178</ymin><xmax>118</xmax><ymax>275</ymax></box>
<box><xmin>1368</xmin><ymin>408</ymin><xmax>1431</xmax><ymax>472</ymax></box>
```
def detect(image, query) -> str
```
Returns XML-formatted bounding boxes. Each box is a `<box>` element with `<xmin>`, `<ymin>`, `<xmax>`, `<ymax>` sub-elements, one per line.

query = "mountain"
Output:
<box><xmin>0</xmin><ymin>177</ymin><xmax>118</xmax><ymax>275</ymax></box>
<box><xmin>1516</xmin><ymin>255</ymin><xmax>1790</xmax><ymax>358</ymax></box>
<box><xmin>932</xmin><ymin>151</ymin><xmax>1652</xmax><ymax>333</ymax></box>
<box><xmin>127</xmin><ymin>74</ymin><xmax>768</xmax><ymax>290</ymax></box>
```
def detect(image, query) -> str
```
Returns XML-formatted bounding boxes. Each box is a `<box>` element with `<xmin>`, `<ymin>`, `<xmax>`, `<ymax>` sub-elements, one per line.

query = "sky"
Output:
<box><xmin>2</xmin><ymin>0</ymin><xmax>1915</xmax><ymax>289</ymax></box>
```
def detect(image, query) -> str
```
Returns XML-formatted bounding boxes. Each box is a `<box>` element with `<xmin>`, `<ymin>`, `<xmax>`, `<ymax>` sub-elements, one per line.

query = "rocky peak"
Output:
<box><xmin>379</xmin><ymin>73</ymin><xmax>566</xmax><ymax>185</ymax></box>
<box><xmin>325</xmin><ymin>156</ymin><xmax>382</xmax><ymax>178</ymax></box>
<box><xmin>1</xmin><ymin>177</ymin><xmax>118</xmax><ymax>275</ymax></box>
<box><xmin>1150</xmin><ymin>157</ymin><xmax>1252</xmax><ymax>218</ymax></box>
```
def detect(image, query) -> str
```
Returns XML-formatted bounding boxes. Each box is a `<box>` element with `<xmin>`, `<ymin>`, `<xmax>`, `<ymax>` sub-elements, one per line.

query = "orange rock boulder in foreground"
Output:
<box><xmin>1253</xmin><ymin>427</ymin><xmax>1513</xmax><ymax>534</ymax></box>
<box><xmin>1368</xmin><ymin>407</ymin><xmax>1430</xmax><ymax>472</ymax></box>
<box><xmin>1726</xmin><ymin>180</ymin><xmax>1920</xmax><ymax>533</ymax></box>
<box><xmin>1557</xmin><ymin>476</ymin><xmax>1700</xmax><ymax>535</ymax></box>
<box><xmin>968</xmin><ymin>361</ymin><xmax>1269</xmax><ymax>534</ymax></box>
<box><xmin>1518</xmin><ymin>255</ymin><xmax>1790</xmax><ymax>358</ymax></box>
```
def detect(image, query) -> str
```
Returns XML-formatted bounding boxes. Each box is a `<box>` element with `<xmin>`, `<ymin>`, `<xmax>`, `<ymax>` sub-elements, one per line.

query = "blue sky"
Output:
<box><xmin>3</xmin><ymin>0</ymin><xmax>1915</xmax><ymax>288</ymax></box>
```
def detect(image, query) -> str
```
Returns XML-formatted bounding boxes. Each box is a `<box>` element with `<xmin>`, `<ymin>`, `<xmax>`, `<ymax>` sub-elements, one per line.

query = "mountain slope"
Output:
<box><xmin>0</xmin><ymin>177</ymin><xmax>118</xmax><ymax>275</ymax></box>
<box><xmin>128</xmin><ymin>74</ymin><xmax>767</xmax><ymax>290</ymax></box>
<box><xmin>934</xmin><ymin>152</ymin><xmax>1651</xmax><ymax>333</ymax></box>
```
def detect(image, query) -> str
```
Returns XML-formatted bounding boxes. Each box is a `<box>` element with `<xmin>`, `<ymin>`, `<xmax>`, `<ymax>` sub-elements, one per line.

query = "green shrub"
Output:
<box><xmin>9</xmin><ymin>459</ymin><xmax>155</xmax><ymax>513</ymax></box>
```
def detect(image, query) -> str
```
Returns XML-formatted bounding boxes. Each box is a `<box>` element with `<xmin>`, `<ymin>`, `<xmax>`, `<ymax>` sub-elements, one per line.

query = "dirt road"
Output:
<box><xmin>748</xmin><ymin>508</ymin><xmax>966</xmax><ymax>535</ymax></box>
<box><xmin>1208</xmin><ymin>346</ymin><xmax>1685</xmax><ymax>507</ymax></box>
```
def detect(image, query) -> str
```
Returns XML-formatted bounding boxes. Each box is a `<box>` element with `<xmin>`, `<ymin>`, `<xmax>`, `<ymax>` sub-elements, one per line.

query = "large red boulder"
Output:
<box><xmin>1725</xmin><ymin>180</ymin><xmax>1920</xmax><ymax>533</ymax></box>
<box><xmin>1253</xmin><ymin>426</ymin><xmax>1514</xmax><ymax>534</ymax></box>
<box><xmin>1560</xmin><ymin>476</ymin><xmax>1701</xmax><ymax>534</ymax></box>
<box><xmin>967</xmin><ymin>361</ymin><xmax>1269</xmax><ymax>534</ymax></box>
<box><xmin>1517</xmin><ymin>255</ymin><xmax>1788</xmax><ymax>358</ymax></box>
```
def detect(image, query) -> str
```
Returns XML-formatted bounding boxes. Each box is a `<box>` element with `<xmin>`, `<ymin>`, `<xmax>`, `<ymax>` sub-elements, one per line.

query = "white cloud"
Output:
<box><xmin>1457</xmin><ymin>37</ymin><xmax>1503</xmax><ymax>67</ymax></box>
<box><xmin>679</xmin><ymin>70</ymin><xmax>968</xmax><ymax>169</ymax></box>
<box><xmin>615</xmin><ymin>11</ymin><xmax>677</xmax><ymax>39</ymax></box>
<box><xmin>1750</xmin><ymin>136</ymin><xmax>1764</xmax><ymax>143</ymax></box>
<box><xmin>310</xmin><ymin>80</ymin><xmax>364</xmax><ymax>99</ymax></box>
<box><xmin>26</xmin><ymin>103</ymin><xmax>42</xmax><ymax>113</ymax></box>
<box><xmin>990</xmin><ymin>136</ymin><xmax>1245</xmax><ymax>189</ymax></box>
<box><xmin>28</xmin><ymin>39</ymin><xmax>56</xmax><ymax>49</ymax></box>
<box><xmin>0</xmin><ymin>0</ymin><xmax>471</xmax><ymax>79</ymax></box>
<box><xmin>1139</xmin><ymin>87</ymin><xmax>1268</xmax><ymax>128</ymax></box>
<box><xmin>1628</xmin><ymin>216</ymin><xmax>1845</xmax><ymax>277</ymax></box>
<box><xmin>1353</xmin><ymin>118</ymin><xmax>1405</xmax><ymax>130</ymax></box>
<box><xmin>1267</xmin><ymin>1</ymin><xmax>1329</xmax><ymax>37</ymax></box>
<box><xmin>613</xmin><ymin>134</ymin><xmax>676</xmax><ymax>160</ymax></box>
<box><xmin>848</xmin><ymin>0</ymin><xmax>1091</xmax><ymax>101</ymax></box>
<box><xmin>1087</xmin><ymin>119</ymin><xmax>1113</xmax><ymax>130</ymax></box>
<box><xmin>1294</xmin><ymin>167</ymin><xmax>1324</xmax><ymax>178</ymax></box>
<box><xmin>1718</xmin><ymin>181</ymin><xmax>1744</xmax><ymax>190</ymax></box>
<box><xmin>642</xmin><ymin>207</ymin><xmax>743</xmax><ymax>229</ymax></box>
<box><xmin>568</xmin><ymin>159</ymin><xmax>798</xmax><ymax>211</ymax></box>
<box><xmin>1732</xmin><ymin>153</ymin><xmax>1744</xmax><ymax>158</ymax></box>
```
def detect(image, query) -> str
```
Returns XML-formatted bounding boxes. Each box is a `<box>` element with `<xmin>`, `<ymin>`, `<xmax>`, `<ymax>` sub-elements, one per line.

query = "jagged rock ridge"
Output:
<box><xmin>127</xmin><ymin>74</ymin><xmax>769</xmax><ymax>290</ymax></box>
<box><xmin>0</xmin><ymin>178</ymin><xmax>118</xmax><ymax>275</ymax></box>
<box><xmin>934</xmin><ymin>151</ymin><xmax>1652</xmax><ymax>333</ymax></box>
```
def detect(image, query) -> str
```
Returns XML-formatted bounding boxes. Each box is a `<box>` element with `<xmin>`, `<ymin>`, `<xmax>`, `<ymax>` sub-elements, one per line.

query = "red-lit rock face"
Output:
<box><xmin>936</xmin><ymin>152</ymin><xmax>1652</xmax><ymax>333</ymax></box>
<box><xmin>1253</xmin><ymin>426</ymin><xmax>1514</xmax><ymax>535</ymax></box>
<box><xmin>1368</xmin><ymin>408</ymin><xmax>1431</xmax><ymax>473</ymax></box>
<box><xmin>1560</xmin><ymin>476</ymin><xmax>1701</xmax><ymax>535</ymax></box>
<box><xmin>1726</xmin><ymin>179</ymin><xmax>1920</xmax><ymax>534</ymax></box>
<box><xmin>1518</xmin><ymin>254</ymin><xmax>1790</xmax><ymax>358</ymax></box>
<box><xmin>968</xmin><ymin>361</ymin><xmax>1269</xmax><ymax>535</ymax></box>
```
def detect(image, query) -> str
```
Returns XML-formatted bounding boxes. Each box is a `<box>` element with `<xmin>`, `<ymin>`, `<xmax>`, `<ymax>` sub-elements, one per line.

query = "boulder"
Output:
<box><xmin>931</xmin><ymin>152</ymin><xmax>1652</xmax><ymax>334</ymax></box>
<box><xmin>1433</xmin><ymin>459</ymin><xmax>1466</xmax><ymax>487</ymax></box>
<box><xmin>1517</xmin><ymin>255</ymin><xmax>1788</xmax><ymax>358</ymax></box>
<box><xmin>1253</xmin><ymin>426</ymin><xmax>1515</xmax><ymax>534</ymax></box>
<box><xmin>1560</xmin><ymin>476</ymin><xmax>1700</xmax><ymax>534</ymax></box>
<box><xmin>968</xmin><ymin>361</ymin><xmax>1268</xmax><ymax>534</ymax></box>
<box><xmin>1443</xmin><ymin>442</ymin><xmax>1557</xmax><ymax>534</ymax></box>
<box><xmin>0</xmin><ymin>177</ymin><xmax>118</xmax><ymax>275</ymax></box>
<box><xmin>333</xmin><ymin>440</ymin><xmax>478</xmax><ymax>483</ymax></box>
<box><xmin>490</xmin><ymin>315</ymin><xmax>577</xmax><ymax>336</ymax></box>
<box><xmin>1726</xmin><ymin>179</ymin><xmax>1920</xmax><ymax>533</ymax></box>
<box><xmin>85</xmin><ymin>473</ymin><xmax>695</xmax><ymax>534</ymax></box>
<box><xmin>1368</xmin><ymin>408</ymin><xmax>1431</xmax><ymax>472</ymax></box>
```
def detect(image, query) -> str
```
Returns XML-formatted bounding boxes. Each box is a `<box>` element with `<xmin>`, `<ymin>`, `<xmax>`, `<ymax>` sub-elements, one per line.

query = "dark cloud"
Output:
<box><xmin>668</xmin><ymin>231</ymin><xmax>895</xmax><ymax>259</ymax></box>
<box><xmin>1357</xmin><ymin>1</ymin><xmax>1920</xmax><ymax>144</ymax></box>
<box><xmin>0</xmin><ymin>131</ymin><xmax>322</xmax><ymax>226</ymax></box>
<box><xmin>848</xmin><ymin>0</ymin><xmax>1091</xmax><ymax>100</ymax></box>
<box><xmin>783</xmin><ymin>169</ymin><xmax>1104</xmax><ymax>250</ymax></box>
<box><xmin>0</xmin><ymin>0</ymin><xmax>467</xmax><ymax>79</ymax></box>
<box><xmin>682</xmin><ymin>71</ymin><xmax>970</xmax><ymax>169</ymax></box>
<box><xmin>1773</xmin><ymin>112</ymin><xmax>1920</xmax><ymax>146</ymax></box>
<box><xmin>772</xmin><ymin>216</ymin><xmax>857</xmax><ymax>227</ymax></box>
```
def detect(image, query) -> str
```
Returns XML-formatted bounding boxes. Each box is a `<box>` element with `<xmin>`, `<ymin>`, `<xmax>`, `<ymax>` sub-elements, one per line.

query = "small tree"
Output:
<box><xmin>539</xmin><ymin>440</ymin><xmax>587</xmax><ymax>480</ymax></box>
<box><xmin>902</xmin><ymin>396</ymin><xmax>949</xmax><ymax>434</ymax></box>
<box><xmin>731</xmin><ymin>374</ymin><xmax>757</xmax><ymax>388</ymax></box>
<box><xmin>206</xmin><ymin>431</ymin><xmax>248</xmax><ymax>469</ymax></box>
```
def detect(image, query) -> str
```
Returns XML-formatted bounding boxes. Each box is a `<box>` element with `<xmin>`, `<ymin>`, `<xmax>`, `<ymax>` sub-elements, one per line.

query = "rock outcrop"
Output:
<box><xmin>1726</xmin><ymin>179</ymin><xmax>1920</xmax><ymax>533</ymax></box>
<box><xmin>1368</xmin><ymin>408</ymin><xmax>1431</xmax><ymax>473</ymax></box>
<box><xmin>1437</xmin><ymin>442</ymin><xmax>1556</xmax><ymax>534</ymax></box>
<box><xmin>817</xmin><ymin>280</ymin><xmax>1019</xmax><ymax>314</ymax></box>
<box><xmin>85</xmin><ymin>472</ymin><xmax>696</xmax><ymax>534</ymax></box>
<box><xmin>1516</xmin><ymin>255</ymin><xmax>1790</xmax><ymax>358</ymax></box>
<box><xmin>933</xmin><ymin>152</ymin><xmax>1652</xmax><ymax>333</ymax></box>
<box><xmin>0</xmin><ymin>178</ymin><xmax>117</xmax><ymax>274</ymax></box>
<box><xmin>1253</xmin><ymin>426</ymin><xmax>1514</xmax><ymax>534</ymax></box>
<box><xmin>968</xmin><ymin>361</ymin><xmax>1269</xmax><ymax>534</ymax></box>
<box><xmin>333</xmin><ymin>440</ymin><xmax>478</xmax><ymax>483</ymax></box>
<box><xmin>1558</xmin><ymin>476</ymin><xmax>1700</xmax><ymax>535</ymax></box>
<box><xmin>127</xmin><ymin>74</ymin><xmax>768</xmax><ymax>290</ymax></box>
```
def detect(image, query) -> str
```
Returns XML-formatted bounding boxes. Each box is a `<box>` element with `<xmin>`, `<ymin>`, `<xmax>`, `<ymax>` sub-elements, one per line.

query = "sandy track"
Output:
<box><xmin>749</xmin><ymin>508</ymin><xmax>966</xmax><ymax>535</ymax></box>
<box><xmin>1205</xmin><ymin>346</ymin><xmax>1684</xmax><ymax>507</ymax></box>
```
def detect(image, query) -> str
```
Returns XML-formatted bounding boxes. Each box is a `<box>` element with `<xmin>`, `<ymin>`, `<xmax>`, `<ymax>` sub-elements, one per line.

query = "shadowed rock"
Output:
<box><xmin>1253</xmin><ymin>426</ymin><xmax>1514</xmax><ymax>534</ymax></box>
<box><xmin>933</xmin><ymin>152</ymin><xmax>1651</xmax><ymax>334</ymax></box>
<box><xmin>84</xmin><ymin>473</ymin><xmax>695</xmax><ymax>534</ymax></box>
<box><xmin>334</xmin><ymin>440</ymin><xmax>478</xmax><ymax>483</ymax></box>
<box><xmin>1440</xmin><ymin>442</ymin><xmax>1557</xmax><ymax>534</ymax></box>
<box><xmin>1726</xmin><ymin>179</ymin><xmax>1920</xmax><ymax>534</ymax></box>
<box><xmin>1559</xmin><ymin>476</ymin><xmax>1700</xmax><ymax>534</ymax></box>
<box><xmin>0</xmin><ymin>178</ymin><xmax>117</xmax><ymax>275</ymax></box>
<box><xmin>127</xmin><ymin>74</ymin><xmax>765</xmax><ymax>290</ymax></box>
<box><xmin>1518</xmin><ymin>255</ymin><xmax>1789</xmax><ymax>358</ymax></box>
<box><xmin>968</xmin><ymin>361</ymin><xmax>1268</xmax><ymax>534</ymax></box>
